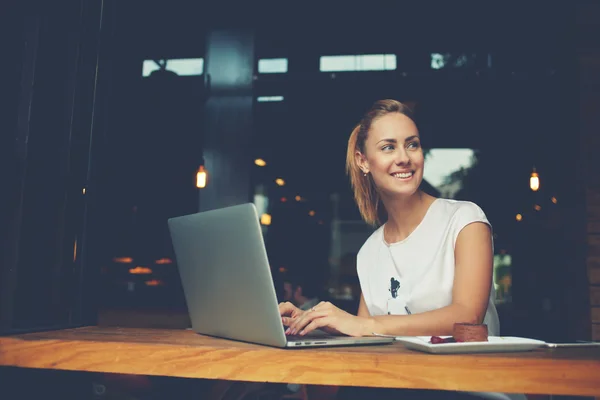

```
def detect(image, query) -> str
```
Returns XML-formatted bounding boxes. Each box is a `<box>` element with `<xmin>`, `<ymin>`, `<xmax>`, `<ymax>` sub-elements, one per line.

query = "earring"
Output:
<box><xmin>363</xmin><ymin>172</ymin><xmax>368</xmax><ymax>177</ymax></box>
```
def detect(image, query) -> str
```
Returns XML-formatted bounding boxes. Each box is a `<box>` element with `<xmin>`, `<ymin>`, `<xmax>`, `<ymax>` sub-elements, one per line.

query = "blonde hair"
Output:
<box><xmin>345</xmin><ymin>99</ymin><xmax>416</xmax><ymax>226</ymax></box>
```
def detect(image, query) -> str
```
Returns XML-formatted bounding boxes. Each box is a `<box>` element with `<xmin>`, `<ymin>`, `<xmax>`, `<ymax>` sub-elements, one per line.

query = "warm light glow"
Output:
<box><xmin>516</xmin><ymin>214</ymin><xmax>523</xmax><ymax>222</ymax></box>
<box><xmin>196</xmin><ymin>165</ymin><xmax>207</xmax><ymax>188</ymax></box>
<box><xmin>278</xmin><ymin>267</ymin><xmax>287</xmax><ymax>273</ymax></box>
<box><xmin>295</xmin><ymin>195</ymin><xmax>301</xmax><ymax>202</ymax></box>
<box><xmin>73</xmin><ymin>238</ymin><xmax>78</xmax><ymax>262</ymax></box>
<box><xmin>82</xmin><ymin>188</ymin><xmax>86</xmax><ymax>195</ymax></box>
<box><xmin>155</xmin><ymin>258</ymin><xmax>173</xmax><ymax>265</ymax></box>
<box><xmin>254</xmin><ymin>158</ymin><xmax>267</xmax><ymax>167</ymax></box>
<box><xmin>530</xmin><ymin>169</ymin><xmax>539</xmax><ymax>191</ymax></box>
<box><xmin>260</xmin><ymin>213</ymin><xmax>272</xmax><ymax>226</ymax></box>
<box><xmin>551</xmin><ymin>196</ymin><xmax>557</xmax><ymax>204</ymax></box>
<box><xmin>113</xmin><ymin>257</ymin><xmax>133</xmax><ymax>263</ymax></box>
<box><xmin>129</xmin><ymin>266</ymin><xmax>152</xmax><ymax>274</ymax></box>
<box><xmin>275</xmin><ymin>178</ymin><xmax>285</xmax><ymax>186</ymax></box>
<box><xmin>145</xmin><ymin>279</ymin><xmax>163</xmax><ymax>286</ymax></box>
<box><xmin>308</xmin><ymin>210</ymin><xmax>316</xmax><ymax>217</ymax></box>
<box><xmin>534</xmin><ymin>204</ymin><xmax>541</xmax><ymax>211</ymax></box>
<box><xmin>280</xmin><ymin>197</ymin><xmax>287</xmax><ymax>202</ymax></box>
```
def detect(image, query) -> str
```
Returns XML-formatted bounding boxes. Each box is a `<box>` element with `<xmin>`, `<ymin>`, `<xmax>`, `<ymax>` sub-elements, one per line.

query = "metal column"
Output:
<box><xmin>199</xmin><ymin>30</ymin><xmax>255</xmax><ymax>212</ymax></box>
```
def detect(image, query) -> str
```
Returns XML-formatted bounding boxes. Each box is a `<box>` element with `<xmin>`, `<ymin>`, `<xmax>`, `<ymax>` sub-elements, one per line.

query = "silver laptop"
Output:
<box><xmin>167</xmin><ymin>203</ymin><xmax>393</xmax><ymax>348</ymax></box>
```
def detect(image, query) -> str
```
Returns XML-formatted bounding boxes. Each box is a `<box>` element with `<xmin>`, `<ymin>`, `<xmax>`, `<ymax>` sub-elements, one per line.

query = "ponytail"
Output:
<box><xmin>346</xmin><ymin>124</ymin><xmax>380</xmax><ymax>226</ymax></box>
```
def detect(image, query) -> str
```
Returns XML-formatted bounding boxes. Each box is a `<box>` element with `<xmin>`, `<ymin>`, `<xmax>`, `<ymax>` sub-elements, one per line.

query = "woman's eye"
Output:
<box><xmin>382</xmin><ymin>145</ymin><xmax>394</xmax><ymax>151</ymax></box>
<box><xmin>407</xmin><ymin>141</ymin><xmax>420</xmax><ymax>149</ymax></box>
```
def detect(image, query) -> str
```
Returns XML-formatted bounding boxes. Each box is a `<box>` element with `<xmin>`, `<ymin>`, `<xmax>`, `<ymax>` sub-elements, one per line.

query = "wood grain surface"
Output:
<box><xmin>1</xmin><ymin>326</ymin><xmax>600</xmax><ymax>396</ymax></box>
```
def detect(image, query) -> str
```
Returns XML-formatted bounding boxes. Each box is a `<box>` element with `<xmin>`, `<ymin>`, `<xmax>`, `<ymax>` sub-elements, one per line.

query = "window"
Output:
<box><xmin>142</xmin><ymin>58</ymin><xmax>204</xmax><ymax>77</ymax></box>
<box><xmin>319</xmin><ymin>54</ymin><xmax>397</xmax><ymax>72</ymax></box>
<box><xmin>258</xmin><ymin>58</ymin><xmax>288</xmax><ymax>73</ymax></box>
<box><xmin>257</xmin><ymin>96</ymin><xmax>284</xmax><ymax>102</ymax></box>
<box><xmin>493</xmin><ymin>252</ymin><xmax>512</xmax><ymax>304</ymax></box>
<box><xmin>430</xmin><ymin>53</ymin><xmax>477</xmax><ymax>70</ymax></box>
<box><xmin>423</xmin><ymin>149</ymin><xmax>477</xmax><ymax>198</ymax></box>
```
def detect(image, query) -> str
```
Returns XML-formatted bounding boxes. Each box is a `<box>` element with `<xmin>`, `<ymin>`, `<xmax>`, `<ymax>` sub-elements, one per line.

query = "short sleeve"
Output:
<box><xmin>451</xmin><ymin>202</ymin><xmax>492</xmax><ymax>247</ymax></box>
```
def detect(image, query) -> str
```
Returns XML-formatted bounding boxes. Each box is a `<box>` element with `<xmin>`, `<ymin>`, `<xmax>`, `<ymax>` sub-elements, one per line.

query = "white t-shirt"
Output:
<box><xmin>356</xmin><ymin>198</ymin><xmax>500</xmax><ymax>336</ymax></box>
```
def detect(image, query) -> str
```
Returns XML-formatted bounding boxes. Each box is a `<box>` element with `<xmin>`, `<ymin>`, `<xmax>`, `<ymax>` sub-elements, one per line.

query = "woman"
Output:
<box><xmin>279</xmin><ymin>100</ymin><xmax>522</xmax><ymax>400</ymax></box>
<box><xmin>280</xmin><ymin>99</ymin><xmax>499</xmax><ymax>338</ymax></box>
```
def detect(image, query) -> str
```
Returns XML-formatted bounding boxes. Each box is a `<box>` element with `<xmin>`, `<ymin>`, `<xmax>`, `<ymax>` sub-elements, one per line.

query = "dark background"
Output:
<box><xmin>1</xmin><ymin>1</ymin><xmax>589</xmax><ymax>347</ymax></box>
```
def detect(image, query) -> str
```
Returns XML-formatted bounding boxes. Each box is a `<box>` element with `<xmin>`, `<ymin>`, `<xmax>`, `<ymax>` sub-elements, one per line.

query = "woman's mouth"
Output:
<box><xmin>391</xmin><ymin>171</ymin><xmax>414</xmax><ymax>180</ymax></box>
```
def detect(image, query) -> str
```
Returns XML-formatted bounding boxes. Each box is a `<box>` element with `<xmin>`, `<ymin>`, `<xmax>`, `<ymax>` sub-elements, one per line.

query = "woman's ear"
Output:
<box><xmin>355</xmin><ymin>150</ymin><xmax>369</xmax><ymax>174</ymax></box>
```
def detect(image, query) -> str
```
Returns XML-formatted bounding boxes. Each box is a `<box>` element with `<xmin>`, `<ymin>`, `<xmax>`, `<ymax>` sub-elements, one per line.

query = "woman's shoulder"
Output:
<box><xmin>433</xmin><ymin>198</ymin><xmax>487</xmax><ymax>220</ymax></box>
<box><xmin>432</xmin><ymin>198</ymin><xmax>491</xmax><ymax>243</ymax></box>
<box><xmin>425</xmin><ymin>199</ymin><xmax>491</xmax><ymax>248</ymax></box>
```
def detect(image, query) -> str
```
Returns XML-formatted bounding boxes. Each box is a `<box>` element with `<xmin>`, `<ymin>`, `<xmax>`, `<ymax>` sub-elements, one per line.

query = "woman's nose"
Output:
<box><xmin>395</xmin><ymin>149</ymin><xmax>410</xmax><ymax>165</ymax></box>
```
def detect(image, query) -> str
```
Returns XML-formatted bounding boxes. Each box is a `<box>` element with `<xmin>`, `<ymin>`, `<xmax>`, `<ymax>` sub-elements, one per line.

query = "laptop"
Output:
<box><xmin>167</xmin><ymin>203</ymin><xmax>393</xmax><ymax>348</ymax></box>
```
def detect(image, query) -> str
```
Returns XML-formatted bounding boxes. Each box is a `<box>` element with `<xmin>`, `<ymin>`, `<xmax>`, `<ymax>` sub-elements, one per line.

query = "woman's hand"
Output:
<box><xmin>280</xmin><ymin>301</ymin><xmax>371</xmax><ymax>337</ymax></box>
<box><xmin>279</xmin><ymin>301</ymin><xmax>306</xmax><ymax>322</ymax></box>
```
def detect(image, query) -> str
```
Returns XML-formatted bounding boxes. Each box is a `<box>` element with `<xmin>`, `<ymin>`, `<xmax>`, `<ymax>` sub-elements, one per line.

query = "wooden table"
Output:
<box><xmin>1</xmin><ymin>326</ymin><xmax>599</xmax><ymax>397</ymax></box>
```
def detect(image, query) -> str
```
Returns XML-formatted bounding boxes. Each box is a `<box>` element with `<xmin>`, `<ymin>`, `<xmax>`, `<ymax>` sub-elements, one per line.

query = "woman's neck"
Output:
<box><xmin>381</xmin><ymin>190</ymin><xmax>437</xmax><ymax>243</ymax></box>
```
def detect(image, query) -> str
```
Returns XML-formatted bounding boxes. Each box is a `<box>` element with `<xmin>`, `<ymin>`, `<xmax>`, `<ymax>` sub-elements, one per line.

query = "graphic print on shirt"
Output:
<box><xmin>389</xmin><ymin>277</ymin><xmax>400</xmax><ymax>298</ymax></box>
<box><xmin>387</xmin><ymin>277</ymin><xmax>408</xmax><ymax>315</ymax></box>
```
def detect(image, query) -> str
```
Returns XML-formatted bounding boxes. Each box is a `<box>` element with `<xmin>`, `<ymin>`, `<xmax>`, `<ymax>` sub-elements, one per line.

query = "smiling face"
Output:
<box><xmin>355</xmin><ymin>112</ymin><xmax>424</xmax><ymax>198</ymax></box>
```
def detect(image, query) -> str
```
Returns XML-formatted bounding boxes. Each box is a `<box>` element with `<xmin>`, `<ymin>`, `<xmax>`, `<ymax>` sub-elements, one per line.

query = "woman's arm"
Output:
<box><xmin>365</xmin><ymin>222</ymin><xmax>493</xmax><ymax>337</ymax></box>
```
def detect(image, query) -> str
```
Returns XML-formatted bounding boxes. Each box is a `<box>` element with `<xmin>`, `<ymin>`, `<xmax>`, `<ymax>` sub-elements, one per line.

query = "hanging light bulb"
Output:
<box><xmin>530</xmin><ymin>167</ymin><xmax>539</xmax><ymax>192</ymax></box>
<box><xmin>196</xmin><ymin>164</ymin><xmax>207</xmax><ymax>188</ymax></box>
<box><xmin>260</xmin><ymin>213</ymin><xmax>272</xmax><ymax>226</ymax></box>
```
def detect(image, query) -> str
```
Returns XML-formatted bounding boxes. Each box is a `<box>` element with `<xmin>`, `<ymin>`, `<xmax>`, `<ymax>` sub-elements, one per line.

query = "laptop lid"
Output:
<box><xmin>168</xmin><ymin>203</ymin><xmax>288</xmax><ymax>347</ymax></box>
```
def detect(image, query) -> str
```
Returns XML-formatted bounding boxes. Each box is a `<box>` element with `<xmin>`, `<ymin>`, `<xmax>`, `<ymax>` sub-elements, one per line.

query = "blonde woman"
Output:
<box><xmin>280</xmin><ymin>100</ymin><xmax>523</xmax><ymax>400</ymax></box>
<box><xmin>281</xmin><ymin>99</ymin><xmax>498</xmax><ymax>338</ymax></box>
